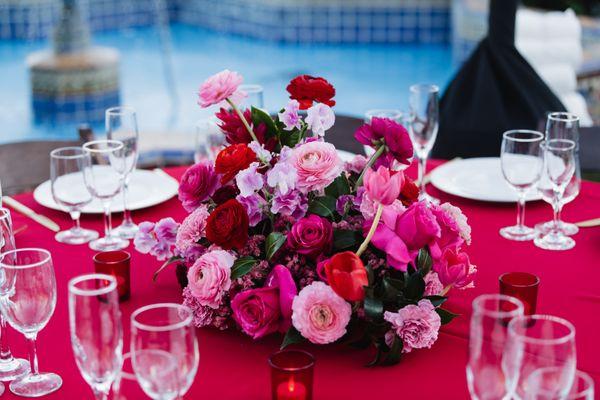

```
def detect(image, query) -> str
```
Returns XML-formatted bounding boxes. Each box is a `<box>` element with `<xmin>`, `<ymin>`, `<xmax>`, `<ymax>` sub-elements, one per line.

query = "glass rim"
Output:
<box><xmin>0</xmin><ymin>207</ymin><xmax>10</xmax><ymax>221</ymax></box>
<box><xmin>503</xmin><ymin>130</ymin><xmax>544</xmax><ymax>142</ymax></box>
<box><xmin>268</xmin><ymin>349</ymin><xmax>316</xmax><ymax>372</ymax></box>
<box><xmin>93</xmin><ymin>250</ymin><xmax>131</xmax><ymax>265</ymax></box>
<box><xmin>547</xmin><ymin>112</ymin><xmax>579</xmax><ymax>123</ymax></box>
<box><xmin>131</xmin><ymin>303</ymin><xmax>193</xmax><ymax>332</ymax></box>
<box><xmin>82</xmin><ymin>139</ymin><xmax>124</xmax><ymax>154</ymax></box>
<box><xmin>472</xmin><ymin>294</ymin><xmax>524</xmax><ymax>318</ymax></box>
<box><xmin>508</xmin><ymin>314</ymin><xmax>576</xmax><ymax>345</ymax></box>
<box><xmin>50</xmin><ymin>146</ymin><xmax>86</xmax><ymax>160</ymax></box>
<box><xmin>409</xmin><ymin>83</ymin><xmax>439</xmax><ymax>93</ymax></box>
<box><xmin>105</xmin><ymin>106</ymin><xmax>136</xmax><ymax>116</ymax></box>
<box><xmin>68</xmin><ymin>273</ymin><xmax>117</xmax><ymax>297</ymax></box>
<box><xmin>527</xmin><ymin>368</ymin><xmax>594</xmax><ymax>397</ymax></box>
<box><xmin>499</xmin><ymin>272</ymin><xmax>540</xmax><ymax>288</ymax></box>
<box><xmin>545</xmin><ymin>138</ymin><xmax>576</xmax><ymax>152</ymax></box>
<box><xmin>0</xmin><ymin>248</ymin><xmax>51</xmax><ymax>270</ymax></box>
<box><xmin>238</xmin><ymin>83</ymin><xmax>263</xmax><ymax>93</ymax></box>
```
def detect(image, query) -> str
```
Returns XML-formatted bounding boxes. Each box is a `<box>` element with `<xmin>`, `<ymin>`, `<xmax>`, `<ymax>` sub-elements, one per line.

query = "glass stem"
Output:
<box><xmin>26</xmin><ymin>336</ymin><xmax>39</xmax><ymax>376</ymax></box>
<box><xmin>0</xmin><ymin>315</ymin><xmax>14</xmax><ymax>363</ymax></box>
<box><xmin>70</xmin><ymin>210</ymin><xmax>81</xmax><ymax>232</ymax></box>
<box><xmin>102</xmin><ymin>201</ymin><xmax>113</xmax><ymax>239</ymax></box>
<box><xmin>93</xmin><ymin>389</ymin><xmax>108</xmax><ymax>400</ymax></box>
<box><xmin>121</xmin><ymin>177</ymin><xmax>132</xmax><ymax>225</ymax></box>
<box><xmin>418</xmin><ymin>155</ymin><xmax>427</xmax><ymax>194</ymax></box>
<box><xmin>516</xmin><ymin>192</ymin><xmax>526</xmax><ymax>229</ymax></box>
<box><xmin>551</xmin><ymin>191</ymin><xmax>563</xmax><ymax>235</ymax></box>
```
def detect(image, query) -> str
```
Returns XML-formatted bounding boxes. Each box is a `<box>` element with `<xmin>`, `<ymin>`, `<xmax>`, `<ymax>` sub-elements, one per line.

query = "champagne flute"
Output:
<box><xmin>499</xmin><ymin>130</ymin><xmax>544</xmax><ymax>241</ymax></box>
<box><xmin>106</xmin><ymin>107</ymin><xmax>139</xmax><ymax>239</ymax></box>
<box><xmin>50</xmin><ymin>147</ymin><xmax>99</xmax><ymax>244</ymax></box>
<box><xmin>68</xmin><ymin>274</ymin><xmax>123</xmax><ymax>400</ymax></box>
<box><xmin>82</xmin><ymin>139</ymin><xmax>129</xmax><ymax>251</ymax></box>
<box><xmin>0</xmin><ymin>248</ymin><xmax>62</xmax><ymax>397</ymax></box>
<box><xmin>195</xmin><ymin>117</ymin><xmax>225</xmax><ymax>163</ymax></box>
<box><xmin>408</xmin><ymin>84</ymin><xmax>440</xmax><ymax>204</ymax></box>
<box><xmin>534</xmin><ymin>139</ymin><xmax>577</xmax><ymax>251</ymax></box>
<box><xmin>526</xmin><ymin>368</ymin><xmax>594</xmax><ymax>400</ymax></box>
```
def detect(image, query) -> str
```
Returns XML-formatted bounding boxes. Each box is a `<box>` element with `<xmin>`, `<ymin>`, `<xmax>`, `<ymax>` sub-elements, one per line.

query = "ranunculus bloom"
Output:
<box><xmin>305</xmin><ymin>103</ymin><xmax>335</xmax><ymax>136</ymax></box>
<box><xmin>291</xmin><ymin>141</ymin><xmax>342</xmax><ymax>193</ymax></box>
<box><xmin>278</xmin><ymin>100</ymin><xmax>302</xmax><ymax>131</ymax></box>
<box><xmin>206</xmin><ymin>199</ymin><xmax>249</xmax><ymax>250</ymax></box>
<box><xmin>433</xmin><ymin>248</ymin><xmax>477</xmax><ymax>290</ymax></box>
<box><xmin>354</xmin><ymin>117</ymin><xmax>413</xmax><ymax>166</ymax></box>
<box><xmin>198</xmin><ymin>69</ymin><xmax>243</xmax><ymax>108</ymax></box>
<box><xmin>216</xmin><ymin>108</ymin><xmax>272</xmax><ymax>148</ymax></box>
<box><xmin>178</xmin><ymin>161</ymin><xmax>220</xmax><ymax>212</ymax></box>
<box><xmin>363</xmin><ymin>166</ymin><xmax>404</xmax><ymax>206</ymax></box>
<box><xmin>286</xmin><ymin>75</ymin><xmax>336</xmax><ymax>110</ymax></box>
<box><xmin>187</xmin><ymin>250</ymin><xmax>235</xmax><ymax>309</ymax></box>
<box><xmin>176</xmin><ymin>205</ymin><xmax>210</xmax><ymax>254</ymax></box>
<box><xmin>215</xmin><ymin>143</ymin><xmax>257</xmax><ymax>184</ymax></box>
<box><xmin>231</xmin><ymin>265</ymin><xmax>297</xmax><ymax>339</ymax></box>
<box><xmin>322</xmin><ymin>251</ymin><xmax>368</xmax><ymax>301</ymax></box>
<box><xmin>287</xmin><ymin>215</ymin><xmax>332</xmax><ymax>259</ymax></box>
<box><xmin>291</xmin><ymin>282</ymin><xmax>351</xmax><ymax>344</ymax></box>
<box><xmin>384</xmin><ymin>299</ymin><xmax>441</xmax><ymax>353</ymax></box>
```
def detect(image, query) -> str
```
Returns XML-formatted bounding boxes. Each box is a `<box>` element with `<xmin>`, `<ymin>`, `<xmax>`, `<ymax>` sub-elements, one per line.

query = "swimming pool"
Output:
<box><xmin>0</xmin><ymin>23</ymin><xmax>455</xmax><ymax>143</ymax></box>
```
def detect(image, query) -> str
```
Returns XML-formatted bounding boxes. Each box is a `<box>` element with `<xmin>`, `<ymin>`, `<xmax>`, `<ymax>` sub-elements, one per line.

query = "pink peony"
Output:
<box><xmin>291</xmin><ymin>281</ymin><xmax>351</xmax><ymax>344</ymax></box>
<box><xmin>384</xmin><ymin>299</ymin><xmax>441</xmax><ymax>353</ymax></box>
<box><xmin>187</xmin><ymin>250</ymin><xmax>235</xmax><ymax>309</ymax></box>
<box><xmin>175</xmin><ymin>205</ymin><xmax>209</xmax><ymax>253</ymax></box>
<box><xmin>433</xmin><ymin>248</ymin><xmax>477</xmax><ymax>290</ymax></box>
<box><xmin>178</xmin><ymin>161</ymin><xmax>220</xmax><ymax>212</ymax></box>
<box><xmin>363</xmin><ymin>166</ymin><xmax>404</xmax><ymax>206</ymax></box>
<box><xmin>198</xmin><ymin>69</ymin><xmax>243</xmax><ymax>108</ymax></box>
<box><xmin>291</xmin><ymin>141</ymin><xmax>342</xmax><ymax>193</ymax></box>
<box><xmin>424</xmin><ymin>272</ymin><xmax>444</xmax><ymax>296</ymax></box>
<box><xmin>287</xmin><ymin>214</ymin><xmax>333</xmax><ymax>259</ymax></box>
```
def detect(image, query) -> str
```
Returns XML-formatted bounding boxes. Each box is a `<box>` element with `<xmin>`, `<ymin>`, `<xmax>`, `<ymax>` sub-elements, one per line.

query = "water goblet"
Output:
<box><xmin>112</xmin><ymin>352</ymin><xmax>147</xmax><ymax>400</ymax></box>
<box><xmin>499</xmin><ymin>130</ymin><xmax>544</xmax><ymax>241</ymax></box>
<box><xmin>195</xmin><ymin>117</ymin><xmax>225</xmax><ymax>163</ymax></box>
<box><xmin>132</xmin><ymin>349</ymin><xmax>179</xmax><ymax>399</ymax></box>
<box><xmin>525</xmin><ymin>368</ymin><xmax>594</xmax><ymax>400</ymax></box>
<box><xmin>237</xmin><ymin>83</ymin><xmax>264</xmax><ymax>109</ymax></box>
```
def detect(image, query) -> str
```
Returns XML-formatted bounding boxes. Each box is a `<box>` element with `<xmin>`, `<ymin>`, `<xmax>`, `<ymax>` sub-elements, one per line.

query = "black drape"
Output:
<box><xmin>433</xmin><ymin>0</ymin><xmax>566</xmax><ymax>159</ymax></box>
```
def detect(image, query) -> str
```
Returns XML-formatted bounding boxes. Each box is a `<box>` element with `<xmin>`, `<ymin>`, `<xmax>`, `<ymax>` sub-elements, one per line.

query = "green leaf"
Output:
<box><xmin>307</xmin><ymin>195</ymin><xmax>337</xmax><ymax>218</ymax></box>
<box><xmin>364</xmin><ymin>297</ymin><xmax>384</xmax><ymax>320</ymax></box>
<box><xmin>280</xmin><ymin>326</ymin><xmax>305</xmax><ymax>349</ymax></box>
<box><xmin>436</xmin><ymin>308</ymin><xmax>459</xmax><ymax>325</ymax></box>
<box><xmin>380</xmin><ymin>336</ymin><xmax>403</xmax><ymax>366</ymax></box>
<box><xmin>404</xmin><ymin>272</ymin><xmax>425</xmax><ymax>300</ymax></box>
<box><xmin>325</xmin><ymin>175</ymin><xmax>351</xmax><ymax>198</ymax></box>
<box><xmin>417</xmin><ymin>248</ymin><xmax>433</xmax><ymax>275</ymax></box>
<box><xmin>424</xmin><ymin>295</ymin><xmax>448</xmax><ymax>307</ymax></box>
<box><xmin>333</xmin><ymin>229</ymin><xmax>360</xmax><ymax>251</ymax></box>
<box><xmin>382</xmin><ymin>278</ymin><xmax>401</xmax><ymax>302</ymax></box>
<box><xmin>265</xmin><ymin>232</ymin><xmax>286</xmax><ymax>260</ymax></box>
<box><xmin>365</xmin><ymin>263</ymin><xmax>375</xmax><ymax>287</ymax></box>
<box><xmin>231</xmin><ymin>256</ymin><xmax>257</xmax><ymax>280</ymax></box>
<box><xmin>279</xmin><ymin>129</ymin><xmax>302</xmax><ymax>148</ymax></box>
<box><xmin>250</xmin><ymin>106</ymin><xmax>278</xmax><ymax>138</ymax></box>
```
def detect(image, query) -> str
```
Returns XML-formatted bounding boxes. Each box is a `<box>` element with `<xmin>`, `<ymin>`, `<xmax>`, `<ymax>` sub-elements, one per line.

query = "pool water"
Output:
<box><xmin>0</xmin><ymin>23</ymin><xmax>455</xmax><ymax>144</ymax></box>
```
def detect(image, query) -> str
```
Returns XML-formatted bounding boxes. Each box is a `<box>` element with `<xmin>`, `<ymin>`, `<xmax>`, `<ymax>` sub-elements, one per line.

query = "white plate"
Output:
<box><xmin>34</xmin><ymin>169</ymin><xmax>179</xmax><ymax>214</ymax></box>
<box><xmin>430</xmin><ymin>157</ymin><xmax>542</xmax><ymax>203</ymax></box>
<box><xmin>337</xmin><ymin>149</ymin><xmax>356</xmax><ymax>163</ymax></box>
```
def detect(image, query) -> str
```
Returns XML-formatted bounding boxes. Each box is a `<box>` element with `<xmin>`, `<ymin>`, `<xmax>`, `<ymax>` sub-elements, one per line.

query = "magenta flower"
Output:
<box><xmin>395</xmin><ymin>202</ymin><xmax>441</xmax><ymax>252</ymax></box>
<box><xmin>433</xmin><ymin>248</ymin><xmax>477</xmax><ymax>290</ymax></box>
<box><xmin>363</xmin><ymin>166</ymin><xmax>405</xmax><ymax>206</ymax></box>
<box><xmin>235</xmin><ymin>162</ymin><xmax>264</xmax><ymax>197</ymax></box>
<box><xmin>197</xmin><ymin>69</ymin><xmax>243</xmax><ymax>108</ymax></box>
<box><xmin>287</xmin><ymin>214</ymin><xmax>333</xmax><ymax>259</ymax></box>
<box><xmin>278</xmin><ymin>100</ymin><xmax>302</xmax><ymax>131</ymax></box>
<box><xmin>429</xmin><ymin>204</ymin><xmax>465</xmax><ymax>259</ymax></box>
<box><xmin>440</xmin><ymin>203</ymin><xmax>471</xmax><ymax>245</ymax></box>
<box><xmin>270</xmin><ymin>189</ymin><xmax>307</xmax><ymax>219</ymax></box>
<box><xmin>291</xmin><ymin>141</ymin><xmax>342</xmax><ymax>193</ymax></box>
<box><xmin>178</xmin><ymin>161</ymin><xmax>220</xmax><ymax>212</ymax></box>
<box><xmin>236</xmin><ymin>193</ymin><xmax>266</xmax><ymax>227</ymax></box>
<box><xmin>187</xmin><ymin>250</ymin><xmax>235</xmax><ymax>309</ymax></box>
<box><xmin>306</xmin><ymin>103</ymin><xmax>335</xmax><ymax>136</ymax></box>
<box><xmin>384</xmin><ymin>299</ymin><xmax>441</xmax><ymax>353</ymax></box>
<box><xmin>354</xmin><ymin>117</ymin><xmax>413</xmax><ymax>166</ymax></box>
<box><xmin>367</xmin><ymin>207</ymin><xmax>412</xmax><ymax>271</ymax></box>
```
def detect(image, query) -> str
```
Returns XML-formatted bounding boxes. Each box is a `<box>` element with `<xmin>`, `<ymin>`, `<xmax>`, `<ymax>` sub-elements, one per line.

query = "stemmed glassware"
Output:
<box><xmin>526</xmin><ymin>368</ymin><xmax>594</xmax><ymax>400</ymax></box>
<box><xmin>82</xmin><ymin>139</ymin><xmax>129</xmax><ymax>251</ymax></box>
<box><xmin>68</xmin><ymin>274</ymin><xmax>123</xmax><ymax>400</ymax></box>
<box><xmin>534</xmin><ymin>139</ymin><xmax>577</xmax><ymax>251</ymax></box>
<box><xmin>364</xmin><ymin>109</ymin><xmax>403</xmax><ymax>123</ymax></box>
<box><xmin>106</xmin><ymin>107</ymin><xmax>140</xmax><ymax>239</ymax></box>
<box><xmin>195</xmin><ymin>117</ymin><xmax>225</xmax><ymax>163</ymax></box>
<box><xmin>499</xmin><ymin>130</ymin><xmax>544</xmax><ymax>241</ymax></box>
<box><xmin>238</xmin><ymin>83</ymin><xmax>264</xmax><ymax>109</ymax></box>
<box><xmin>0</xmin><ymin>248</ymin><xmax>62</xmax><ymax>397</ymax></box>
<box><xmin>50</xmin><ymin>147</ymin><xmax>99</xmax><ymax>244</ymax></box>
<box><xmin>408</xmin><ymin>83</ymin><xmax>440</xmax><ymax>204</ymax></box>
<box><xmin>131</xmin><ymin>303</ymin><xmax>199</xmax><ymax>399</ymax></box>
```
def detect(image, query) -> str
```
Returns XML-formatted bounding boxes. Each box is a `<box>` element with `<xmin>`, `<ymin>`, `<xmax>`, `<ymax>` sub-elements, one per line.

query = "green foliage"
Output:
<box><xmin>265</xmin><ymin>232</ymin><xmax>286</xmax><ymax>260</ymax></box>
<box><xmin>332</xmin><ymin>229</ymin><xmax>361</xmax><ymax>251</ymax></box>
<box><xmin>231</xmin><ymin>256</ymin><xmax>257</xmax><ymax>280</ymax></box>
<box><xmin>325</xmin><ymin>175</ymin><xmax>351</xmax><ymax>198</ymax></box>
<box><xmin>307</xmin><ymin>195</ymin><xmax>337</xmax><ymax>218</ymax></box>
<box><xmin>436</xmin><ymin>308</ymin><xmax>459</xmax><ymax>325</ymax></box>
<box><xmin>280</xmin><ymin>326</ymin><xmax>305</xmax><ymax>349</ymax></box>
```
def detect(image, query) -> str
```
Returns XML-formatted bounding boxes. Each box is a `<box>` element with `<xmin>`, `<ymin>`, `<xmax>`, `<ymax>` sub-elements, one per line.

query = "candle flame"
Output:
<box><xmin>288</xmin><ymin>377</ymin><xmax>295</xmax><ymax>392</ymax></box>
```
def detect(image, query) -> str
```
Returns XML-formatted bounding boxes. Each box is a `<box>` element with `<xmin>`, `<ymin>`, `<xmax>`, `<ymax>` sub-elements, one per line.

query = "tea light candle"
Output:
<box><xmin>93</xmin><ymin>250</ymin><xmax>131</xmax><ymax>301</ymax></box>
<box><xmin>277</xmin><ymin>377</ymin><xmax>307</xmax><ymax>400</ymax></box>
<box><xmin>269</xmin><ymin>350</ymin><xmax>314</xmax><ymax>400</ymax></box>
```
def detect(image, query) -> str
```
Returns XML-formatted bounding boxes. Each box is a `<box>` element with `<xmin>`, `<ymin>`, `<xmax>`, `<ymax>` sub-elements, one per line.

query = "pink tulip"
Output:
<box><xmin>363</xmin><ymin>166</ymin><xmax>404</xmax><ymax>206</ymax></box>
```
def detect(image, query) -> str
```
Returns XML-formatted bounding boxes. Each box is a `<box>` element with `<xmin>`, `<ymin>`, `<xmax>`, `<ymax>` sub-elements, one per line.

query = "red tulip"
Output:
<box><xmin>323</xmin><ymin>251</ymin><xmax>368</xmax><ymax>302</ymax></box>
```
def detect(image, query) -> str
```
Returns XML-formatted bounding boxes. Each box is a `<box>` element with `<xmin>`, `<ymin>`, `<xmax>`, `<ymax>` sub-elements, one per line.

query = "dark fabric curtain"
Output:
<box><xmin>433</xmin><ymin>0</ymin><xmax>566</xmax><ymax>159</ymax></box>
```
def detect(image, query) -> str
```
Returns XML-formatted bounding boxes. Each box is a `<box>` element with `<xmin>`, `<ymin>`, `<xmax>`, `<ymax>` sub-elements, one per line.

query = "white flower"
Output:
<box><xmin>306</xmin><ymin>103</ymin><xmax>335</xmax><ymax>137</ymax></box>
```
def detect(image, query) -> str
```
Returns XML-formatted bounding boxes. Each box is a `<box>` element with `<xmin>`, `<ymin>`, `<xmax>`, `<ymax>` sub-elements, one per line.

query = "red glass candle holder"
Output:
<box><xmin>499</xmin><ymin>272</ymin><xmax>539</xmax><ymax>315</ymax></box>
<box><xmin>94</xmin><ymin>250</ymin><xmax>131</xmax><ymax>301</ymax></box>
<box><xmin>269</xmin><ymin>350</ymin><xmax>315</xmax><ymax>400</ymax></box>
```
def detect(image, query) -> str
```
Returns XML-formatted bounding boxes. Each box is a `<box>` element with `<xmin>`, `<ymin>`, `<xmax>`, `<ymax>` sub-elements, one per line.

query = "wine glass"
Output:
<box><xmin>0</xmin><ymin>248</ymin><xmax>62</xmax><ymax>397</ymax></box>
<box><xmin>364</xmin><ymin>109</ymin><xmax>403</xmax><ymax>123</ymax></box>
<box><xmin>504</xmin><ymin>315</ymin><xmax>577</xmax><ymax>400</ymax></box>
<box><xmin>466</xmin><ymin>294</ymin><xmax>524</xmax><ymax>400</ymax></box>
<box><xmin>195</xmin><ymin>117</ymin><xmax>225</xmax><ymax>163</ymax></box>
<box><xmin>131</xmin><ymin>303</ymin><xmax>199</xmax><ymax>398</ymax></box>
<box><xmin>112</xmin><ymin>352</ymin><xmax>147</xmax><ymax>399</ymax></box>
<box><xmin>534</xmin><ymin>139</ymin><xmax>577</xmax><ymax>251</ymax></box>
<box><xmin>68</xmin><ymin>274</ymin><xmax>123</xmax><ymax>400</ymax></box>
<box><xmin>106</xmin><ymin>107</ymin><xmax>139</xmax><ymax>239</ymax></box>
<box><xmin>132</xmin><ymin>349</ymin><xmax>179</xmax><ymax>399</ymax></box>
<box><xmin>408</xmin><ymin>83</ymin><xmax>440</xmax><ymax>204</ymax></box>
<box><xmin>50</xmin><ymin>147</ymin><xmax>99</xmax><ymax>244</ymax></box>
<box><xmin>82</xmin><ymin>139</ymin><xmax>129</xmax><ymax>251</ymax></box>
<box><xmin>526</xmin><ymin>368</ymin><xmax>594</xmax><ymax>400</ymax></box>
<box><xmin>536</xmin><ymin>112</ymin><xmax>581</xmax><ymax>237</ymax></box>
<box><xmin>499</xmin><ymin>130</ymin><xmax>544</xmax><ymax>241</ymax></box>
<box><xmin>237</xmin><ymin>83</ymin><xmax>264</xmax><ymax>109</ymax></box>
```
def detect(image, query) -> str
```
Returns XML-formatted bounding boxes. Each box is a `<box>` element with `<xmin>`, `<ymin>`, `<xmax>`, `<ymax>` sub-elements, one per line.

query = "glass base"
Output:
<box><xmin>535</xmin><ymin>221</ymin><xmax>579</xmax><ymax>236</ymax></box>
<box><xmin>500</xmin><ymin>225</ymin><xmax>537</xmax><ymax>241</ymax></box>
<box><xmin>55</xmin><ymin>227</ymin><xmax>99</xmax><ymax>245</ymax></box>
<box><xmin>419</xmin><ymin>191</ymin><xmax>439</xmax><ymax>206</ymax></box>
<box><xmin>10</xmin><ymin>372</ymin><xmax>62</xmax><ymax>397</ymax></box>
<box><xmin>0</xmin><ymin>357</ymin><xmax>30</xmax><ymax>381</ymax></box>
<box><xmin>113</xmin><ymin>220</ymin><xmax>139</xmax><ymax>239</ymax></box>
<box><xmin>89</xmin><ymin>235</ymin><xmax>129</xmax><ymax>251</ymax></box>
<box><xmin>534</xmin><ymin>232</ymin><xmax>575</xmax><ymax>251</ymax></box>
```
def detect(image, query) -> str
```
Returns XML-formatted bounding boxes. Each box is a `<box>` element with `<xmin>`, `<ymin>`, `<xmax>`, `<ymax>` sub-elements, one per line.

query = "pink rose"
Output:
<box><xmin>384</xmin><ymin>299</ymin><xmax>441</xmax><ymax>353</ymax></box>
<box><xmin>178</xmin><ymin>161</ymin><xmax>220</xmax><ymax>212</ymax></box>
<box><xmin>197</xmin><ymin>69</ymin><xmax>243</xmax><ymax>108</ymax></box>
<box><xmin>433</xmin><ymin>248</ymin><xmax>476</xmax><ymax>290</ymax></box>
<box><xmin>186</xmin><ymin>250</ymin><xmax>235</xmax><ymax>309</ymax></box>
<box><xmin>287</xmin><ymin>214</ymin><xmax>333</xmax><ymax>259</ymax></box>
<box><xmin>292</xmin><ymin>282</ymin><xmax>351</xmax><ymax>344</ymax></box>
<box><xmin>231</xmin><ymin>265</ymin><xmax>297</xmax><ymax>339</ymax></box>
<box><xmin>363</xmin><ymin>166</ymin><xmax>404</xmax><ymax>206</ymax></box>
<box><xmin>291</xmin><ymin>141</ymin><xmax>342</xmax><ymax>193</ymax></box>
<box><xmin>396</xmin><ymin>202</ymin><xmax>441</xmax><ymax>251</ymax></box>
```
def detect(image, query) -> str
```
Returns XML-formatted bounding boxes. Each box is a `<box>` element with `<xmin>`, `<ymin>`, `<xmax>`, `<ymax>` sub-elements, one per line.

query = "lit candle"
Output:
<box><xmin>276</xmin><ymin>377</ymin><xmax>307</xmax><ymax>400</ymax></box>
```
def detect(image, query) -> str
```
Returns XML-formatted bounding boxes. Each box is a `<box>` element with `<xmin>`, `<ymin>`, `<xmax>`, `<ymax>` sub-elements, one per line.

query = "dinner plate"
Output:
<box><xmin>337</xmin><ymin>149</ymin><xmax>356</xmax><ymax>162</ymax></box>
<box><xmin>430</xmin><ymin>157</ymin><xmax>543</xmax><ymax>203</ymax></box>
<box><xmin>34</xmin><ymin>169</ymin><xmax>179</xmax><ymax>214</ymax></box>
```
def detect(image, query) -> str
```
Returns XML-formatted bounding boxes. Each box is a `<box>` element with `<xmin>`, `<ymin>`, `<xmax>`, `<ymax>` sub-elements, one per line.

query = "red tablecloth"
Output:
<box><xmin>4</xmin><ymin>161</ymin><xmax>600</xmax><ymax>399</ymax></box>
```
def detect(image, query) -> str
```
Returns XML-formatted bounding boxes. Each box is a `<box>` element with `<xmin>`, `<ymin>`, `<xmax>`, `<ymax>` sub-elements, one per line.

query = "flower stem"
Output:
<box><xmin>227</xmin><ymin>98</ymin><xmax>259</xmax><ymax>143</ymax></box>
<box><xmin>356</xmin><ymin>203</ymin><xmax>383</xmax><ymax>257</ymax></box>
<box><xmin>356</xmin><ymin>145</ymin><xmax>385</xmax><ymax>186</ymax></box>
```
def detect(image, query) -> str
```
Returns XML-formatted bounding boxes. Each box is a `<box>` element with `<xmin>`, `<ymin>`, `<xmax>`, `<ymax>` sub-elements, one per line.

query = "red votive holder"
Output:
<box><xmin>94</xmin><ymin>250</ymin><xmax>131</xmax><ymax>301</ymax></box>
<box><xmin>269</xmin><ymin>350</ymin><xmax>315</xmax><ymax>400</ymax></box>
<box><xmin>499</xmin><ymin>272</ymin><xmax>539</xmax><ymax>315</ymax></box>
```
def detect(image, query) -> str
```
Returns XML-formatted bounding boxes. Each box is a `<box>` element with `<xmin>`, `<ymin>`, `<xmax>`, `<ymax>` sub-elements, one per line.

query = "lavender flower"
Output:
<box><xmin>236</xmin><ymin>193</ymin><xmax>266</xmax><ymax>226</ymax></box>
<box><xmin>235</xmin><ymin>162</ymin><xmax>264</xmax><ymax>197</ymax></box>
<box><xmin>248</xmin><ymin>141</ymin><xmax>272</xmax><ymax>163</ymax></box>
<box><xmin>306</xmin><ymin>103</ymin><xmax>335</xmax><ymax>137</ymax></box>
<box><xmin>278</xmin><ymin>99</ymin><xmax>302</xmax><ymax>131</ymax></box>
<box><xmin>266</xmin><ymin>161</ymin><xmax>297</xmax><ymax>195</ymax></box>
<box><xmin>335</xmin><ymin>194</ymin><xmax>355</xmax><ymax>215</ymax></box>
<box><xmin>271</xmin><ymin>189</ymin><xmax>307</xmax><ymax>219</ymax></box>
<box><xmin>134</xmin><ymin>221</ymin><xmax>156</xmax><ymax>253</ymax></box>
<box><xmin>134</xmin><ymin>218</ymin><xmax>179</xmax><ymax>261</ymax></box>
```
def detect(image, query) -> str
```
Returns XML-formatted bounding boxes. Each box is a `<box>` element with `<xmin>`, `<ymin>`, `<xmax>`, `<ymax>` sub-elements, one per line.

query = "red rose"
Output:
<box><xmin>215</xmin><ymin>144</ymin><xmax>256</xmax><ymax>184</ymax></box>
<box><xmin>286</xmin><ymin>75</ymin><xmax>336</xmax><ymax>110</ymax></box>
<box><xmin>206</xmin><ymin>199</ymin><xmax>249</xmax><ymax>250</ymax></box>
<box><xmin>400</xmin><ymin>177</ymin><xmax>420</xmax><ymax>207</ymax></box>
<box><xmin>323</xmin><ymin>251</ymin><xmax>368</xmax><ymax>302</ymax></box>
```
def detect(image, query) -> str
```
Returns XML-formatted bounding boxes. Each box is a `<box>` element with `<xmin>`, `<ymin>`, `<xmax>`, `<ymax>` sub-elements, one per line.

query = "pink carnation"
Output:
<box><xmin>291</xmin><ymin>141</ymin><xmax>342</xmax><ymax>193</ymax></box>
<box><xmin>291</xmin><ymin>281</ymin><xmax>351</xmax><ymax>344</ymax></box>
<box><xmin>187</xmin><ymin>250</ymin><xmax>235</xmax><ymax>309</ymax></box>
<box><xmin>198</xmin><ymin>69</ymin><xmax>243</xmax><ymax>108</ymax></box>
<box><xmin>176</xmin><ymin>205</ymin><xmax>209</xmax><ymax>253</ymax></box>
<box><xmin>440</xmin><ymin>202</ymin><xmax>471</xmax><ymax>245</ymax></box>
<box><xmin>384</xmin><ymin>299</ymin><xmax>441</xmax><ymax>353</ymax></box>
<box><xmin>424</xmin><ymin>272</ymin><xmax>444</xmax><ymax>296</ymax></box>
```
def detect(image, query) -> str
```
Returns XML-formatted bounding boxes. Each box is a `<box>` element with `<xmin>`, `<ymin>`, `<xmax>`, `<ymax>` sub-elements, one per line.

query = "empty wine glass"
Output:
<box><xmin>68</xmin><ymin>274</ymin><xmax>123</xmax><ymax>400</ymax></box>
<box><xmin>504</xmin><ymin>315</ymin><xmax>577</xmax><ymax>400</ymax></box>
<box><xmin>131</xmin><ymin>303</ymin><xmax>199</xmax><ymax>398</ymax></box>
<box><xmin>466</xmin><ymin>294</ymin><xmax>524</xmax><ymax>400</ymax></box>
<box><xmin>112</xmin><ymin>352</ymin><xmax>147</xmax><ymax>400</ymax></box>
<box><xmin>0</xmin><ymin>248</ymin><xmax>62</xmax><ymax>397</ymax></box>
<box><xmin>499</xmin><ymin>130</ymin><xmax>544</xmax><ymax>241</ymax></box>
<box><xmin>237</xmin><ymin>83</ymin><xmax>264</xmax><ymax>109</ymax></box>
<box><xmin>364</xmin><ymin>109</ymin><xmax>403</xmax><ymax>123</ymax></box>
<box><xmin>82</xmin><ymin>139</ymin><xmax>129</xmax><ymax>251</ymax></box>
<box><xmin>132</xmin><ymin>349</ymin><xmax>179</xmax><ymax>400</ymax></box>
<box><xmin>106</xmin><ymin>107</ymin><xmax>139</xmax><ymax>239</ymax></box>
<box><xmin>50</xmin><ymin>147</ymin><xmax>99</xmax><ymax>244</ymax></box>
<box><xmin>536</xmin><ymin>112</ymin><xmax>581</xmax><ymax>237</ymax></box>
<box><xmin>526</xmin><ymin>368</ymin><xmax>594</xmax><ymax>400</ymax></box>
<box><xmin>534</xmin><ymin>139</ymin><xmax>577</xmax><ymax>251</ymax></box>
<box><xmin>195</xmin><ymin>117</ymin><xmax>225</xmax><ymax>163</ymax></box>
<box><xmin>408</xmin><ymin>83</ymin><xmax>440</xmax><ymax>204</ymax></box>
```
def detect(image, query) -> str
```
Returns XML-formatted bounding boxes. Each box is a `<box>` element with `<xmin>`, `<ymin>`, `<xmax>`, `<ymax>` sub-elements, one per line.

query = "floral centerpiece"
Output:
<box><xmin>134</xmin><ymin>70</ymin><xmax>476</xmax><ymax>365</ymax></box>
